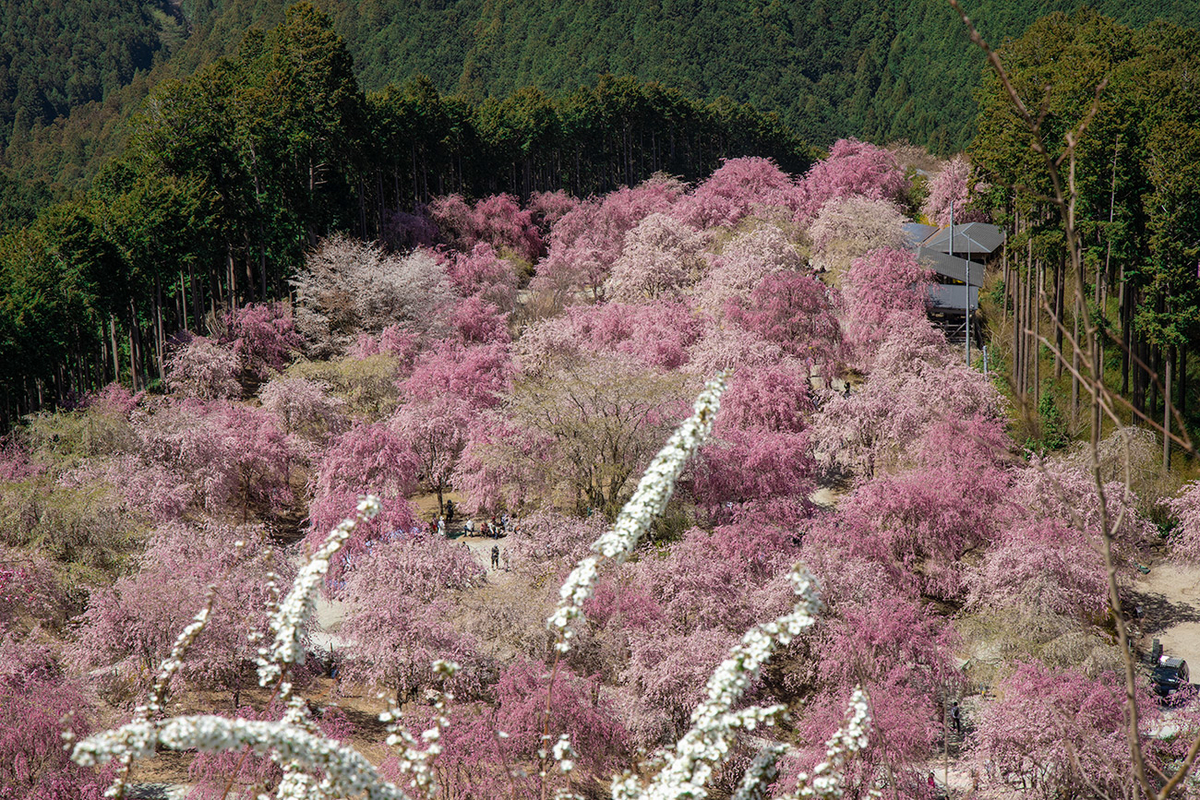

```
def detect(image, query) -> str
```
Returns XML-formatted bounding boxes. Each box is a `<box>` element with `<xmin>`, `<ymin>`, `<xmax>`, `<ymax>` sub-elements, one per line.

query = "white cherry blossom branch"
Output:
<box><xmin>784</xmin><ymin>688</ymin><xmax>873</xmax><ymax>800</ymax></box>
<box><xmin>73</xmin><ymin>714</ymin><xmax>408</xmax><ymax>800</ymax></box>
<box><xmin>72</xmin><ymin>496</ymin><xmax>389</xmax><ymax>800</ymax></box>
<box><xmin>613</xmin><ymin>568</ymin><xmax>824</xmax><ymax>800</ymax></box>
<box><xmin>549</xmin><ymin>374</ymin><xmax>727</xmax><ymax>651</ymax></box>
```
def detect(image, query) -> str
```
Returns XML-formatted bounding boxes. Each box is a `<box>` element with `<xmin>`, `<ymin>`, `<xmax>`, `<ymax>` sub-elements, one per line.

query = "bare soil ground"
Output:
<box><xmin>917</xmin><ymin>557</ymin><xmax>1200</xmax><ymax>798</ymax></box>
<box><xmin>1132</xmin><ymin>558</ymin><xmax>1200</xmax><ymax>667</ymax></box>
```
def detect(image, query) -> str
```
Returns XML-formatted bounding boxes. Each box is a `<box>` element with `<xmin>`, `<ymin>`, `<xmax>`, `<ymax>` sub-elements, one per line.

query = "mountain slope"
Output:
<box><xmin>2</xmin><ymin>0</ymin><xmax>1197</xmax><ymax>197</ymax></box>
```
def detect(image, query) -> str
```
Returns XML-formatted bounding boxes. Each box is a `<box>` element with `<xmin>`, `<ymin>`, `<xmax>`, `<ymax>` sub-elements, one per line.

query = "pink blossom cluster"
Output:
<box><xmin>0</xmin><ymin>150</ymin><xmax>1183</xmax><ymax>800</ymax></box>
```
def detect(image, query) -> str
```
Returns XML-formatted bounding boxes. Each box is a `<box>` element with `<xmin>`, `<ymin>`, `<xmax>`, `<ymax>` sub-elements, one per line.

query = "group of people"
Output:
<box><xmin>459</xmin><ymin>513</ymin><xmax>514</xmax><ymax>539</ymax></box>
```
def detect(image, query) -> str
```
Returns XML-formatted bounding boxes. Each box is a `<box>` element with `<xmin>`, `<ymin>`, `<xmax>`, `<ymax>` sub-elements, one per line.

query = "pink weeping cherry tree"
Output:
<box><xmin>389</xmin><ymin>659</ymin><xmax>630</xmax><ymax>800</ymax></box>
<box><xmin>830</xmin><ymin>455</ymin><xmax>1012</xmax><ymax>601</ymax></box>
<box><xmin>449</xmin><ymin>295</ymin><xmax>511</xmax><ymax>345</ymax></box>
<box><xmin>222</xmin><ymin>302</ymin><xmax>301</xmax><ymax>381</ymax></box>
<box><xmin>724</xmin><ymin>269</ymin><xmax>842</xmax><ymax>367</ymax></box>
<box><xmin>390</xmin><ymin>338</ymin><xmax>513</xmax><ymax>516</ymax></box>
<box><xmin>401</xmin><ymin>338</ymin><xmax>512</xmax><ymax>412</ymax></box>
<box><xmin>134</xmin><ymin>398</ymin><xmax>293</xmax><ymax>519</ymax></box>
<box><xmin>969</xmin><ymin>518</ymin><xmax>1111</xmax><ymax>620</ymax></box>
<box><xmin>688</xmin><ymin>362</ymin><xmax>817</xmax><ymax>522</ymax></box>
<box><xmin>306</xmin><ymin>421</ymin><xmax>420</xmax><ymax>583</ymax></box>
<box><xmin>339</xmin><ymin>532</ymin><xmax>487</xmax><ymax>703</ymax></box>
<box><xmin>840</xmin><ymin>247</ymin><xmax>932</xmax><ymax>364</ymax></box>
<box><xmin>921</xmin><ymin>155</ymin><xmax>990</xmax><ymax>227</ymax></box>
<box><xmin>1159</xmin><ymin>480</ymin><xmax>1200</xmax><ymax>562</ymax></box>
<box><xmin>258</xmin><ymin>376</ymin><xmax>348</xmax><ymax>447</ymax></box>
<box><xmin>0</xmin><ymin>550</ymin><xmax>68</xmax><ymax>631</ymax></box>
<box><xmin>70</xmin><ymin>521</ymin><xmax>291</xmax><ymax>707</ymax></box>
<box><xmin>445</xmin><ymin>242</ymin><xmax>520</xmax><ymax>312</ymax></box>
<box><xmin>809</xmin><ymin>317</ymin><xmax>1003</xmax><ymax>477</ymax></box>
<box><xmin>519</xmin><ymin>299</ymin><xmax>700</xmax><ymax>372</ymax></box>
<box><xmin>784</xmin><ymin>587</ymin><xmax>959</xmax><ymax>798</ymax></box>
<box><xmin>606</xmin><ymin>521</ymin><xmax>800</xmax><ymax>744</ymax></box>
<box><xmin>793</xmin><ymin>137</ymin><xmax>909</xmax><ymax>224</ymax></box>
<box><xmin>428</xmin><ymin>193</ymin><xmax>543</xmax><ymax>263</ymax></box>
<box><xmin>0</xmin><ymin>638</ymin><xmax>108</xmax><ymax>800</ymax></box>
<box><xmin>970</xmin><ymin>663</ymin><xmax>1157</xmax><ymax>799</ymax></box>
<box><xmin>502</xmin><ymin>509</ymin><xmax>606</xmax><ymax>583</ymax></box>
<box><xmin>390</xmin><ymin>398</ymin><xmax>470</xmax><ymax>518</ymax></box>
<box><xmin>676</xmin><ymin>156</ymin><xmax>799</xmax><ymax>229</ymax></box>
<box><xmin>527</xmin><ymin>189</ymin><xmax>580</xmax><ymax>229</ymax></box>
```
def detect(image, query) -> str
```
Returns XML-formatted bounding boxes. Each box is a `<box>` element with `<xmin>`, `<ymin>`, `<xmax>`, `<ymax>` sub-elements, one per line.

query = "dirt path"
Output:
<box><xmin>1133</xmin><ymin>559</ymin><xmax>1200</xmax><ymax>668</ymax></box>
<box><xmin>456</xmin><ymin>533</ymin><xmax>516</xmax><ymax>582</ymax></box>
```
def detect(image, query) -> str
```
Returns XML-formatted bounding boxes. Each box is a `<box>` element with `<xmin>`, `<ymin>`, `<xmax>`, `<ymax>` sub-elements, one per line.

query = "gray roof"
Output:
<box><xmin>916</xmin><ymin>246</ymin><xmax>985</xmax><ymax>287</ymax></box>
<box><xmin>921</xmin><ymin>222</ymin><xmax>1006</xmax><ymax>257</ymax></box>
<box><xmin>902</xmin><ymin>222</ymin><xmax>938</xmax><ymax>249</ymax></box>
<box><xmin>929</xmin><ymin>283</ymin><xmax>978</xmax><ymax>312</ymax></box>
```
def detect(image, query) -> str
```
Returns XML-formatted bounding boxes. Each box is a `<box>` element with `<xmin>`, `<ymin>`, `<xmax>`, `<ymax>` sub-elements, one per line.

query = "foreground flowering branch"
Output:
<box><xmin>68</xmin><ymin>379</ymin><xmax>872</xmax><ymax>800</ymax></box>
<box><xmin>70</xmin><ymin>496</ymin><xmax>413</xmax><ymax>800</ymax></box>
<box><xmin>382</xmin><ymin>659</ymin><xmax>460</xmax><ymax>800</ymax></box>
<box><xmin>549</xmin><ymin>373</ymin><xmax>727</xmax><ymax>652</ymax></box>
<box><xmin>614</xmin><ymin>568</ymin><xmax>849</xmax><ymax>800</ymax></box>
<box><xmin>785</xmin><ymin>689</ymin><xmax>873</xmax><ymax>800</ymax></box>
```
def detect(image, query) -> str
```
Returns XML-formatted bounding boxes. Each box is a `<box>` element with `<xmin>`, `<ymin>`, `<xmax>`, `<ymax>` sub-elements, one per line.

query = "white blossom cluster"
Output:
<box><xmin>730</xmin><ymin>745</ymin><xmax>787</xmax><ymax>800</ymax></box>
<box><xmin>71</xmin><ymin>497</ymin><xmax>410</xmax><ymax>800</ymax></box>
<box><xmin>613</xmin><ymin>568</ymin><xmax>823</xmax><ymax>800</ymax></box>
<box><xmin>258</xmin><ymin>495</ymin><xmax>382</xmax><ymax>686</ymax></box>
<box><xmin>552</xmin><ymin>733</ymin><xmax>576</xmax><ymax>774</ymax></box>
<box><xmin>150</xmin><ymin>597</ymin><xmax>213</xmax><ymax>715</ymax></box>
<box><xmin>382</xmin><ymin>660</ymin><xmax>459</xmax><ymax>800</ymax></box>
<box><xmin>549</xmin><ymin>374</ymin><xmax>727</xmax><ymax>651</ymax></box>
<box><xmin>785</xmin><ymin>688</ymin><xmax>873</xmax><ymax>800</ymax></box>
<box><xmin>75</xmin><ymin>714</ymin><xmax>410</xmax><ymax>800</ymax></box>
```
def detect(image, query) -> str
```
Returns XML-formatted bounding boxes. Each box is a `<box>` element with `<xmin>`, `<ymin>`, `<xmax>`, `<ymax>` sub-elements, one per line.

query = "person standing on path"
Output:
<box><xmin>491</xmin><ymin>544</ymin><xmax>500</xmax><ymax>569</ymax></box>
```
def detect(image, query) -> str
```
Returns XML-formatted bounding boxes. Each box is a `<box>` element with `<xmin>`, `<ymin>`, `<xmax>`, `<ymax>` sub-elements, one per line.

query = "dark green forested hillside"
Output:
<box><xmin>173</xmin><ymin>0</ymin><xmax>1200</xmax><ymax>151</ymax></box>
<box><xmin>1</xmin><ymin>0</ymin><xmax>1199</xmax><ymax>441</ymax></box>
<box><xmin>0</xmin><ymin>0</ymin><xmax>180</xmax><ymax>137</ymax></box>
<box><xmin>3</xmin><ymin>0</ymin><xmax>1198</xmax><ymax>205</ymax></box>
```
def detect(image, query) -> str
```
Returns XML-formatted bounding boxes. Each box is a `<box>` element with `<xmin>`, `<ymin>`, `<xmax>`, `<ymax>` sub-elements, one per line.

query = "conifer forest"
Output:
<box><xmin>3</xmin><ymin>2</ymin><xmax>1200</xmax><ymax>799</ymax></box>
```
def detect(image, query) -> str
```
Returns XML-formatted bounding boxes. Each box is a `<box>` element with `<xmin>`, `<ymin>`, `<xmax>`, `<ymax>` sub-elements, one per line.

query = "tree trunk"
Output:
<box><xmin>1164</xmin><ymin>348</ymin><xmax>1173</xmax><ymax>471</ymax></box>
<box><xmin>1120</xmin><ymin>267</ymin><xmax>1130</xmax><ymax>397</ymax></box>
<box><xmin>1181</xmin><ymin>348</ymin><xmax>1188</xmax><ymax>421</ymax></box>
<box><xmin>1025</xmin><ymin>236</ymin><xmax>1034</xmax><ymax>400</ymax></box>
<box><xmin>1034</xmin><ymin>258</ymin><xmax>1042</xmax><ymax>405</ymax></box>
<box><xmin>1071</xmin><ymin>293</ymin><xmax>1080</xmax><ymax>431</ymax></box>
<box><xmin>154</xmin><ymin>276</ymin><xmax>166</xmax><ymax>381</ymax></box>
<box><xmin>110</xmin><ymin>315</ymin><xmax>120</xmax><ymax>383</ymax></box>
<box><xmin>1054</xmin><ymin>253</ymin><xmax>1065</xmax><ymax>380</ymax></box>
<box><xmin>1013</xmin><ymin>266</ymin><xmax>1023</xmax><ymax>396</ymax></box>
<box><xmin>1149</xmin><ymin>341</ymin><xmax>1159</xmax><ymax>421</ymax></box>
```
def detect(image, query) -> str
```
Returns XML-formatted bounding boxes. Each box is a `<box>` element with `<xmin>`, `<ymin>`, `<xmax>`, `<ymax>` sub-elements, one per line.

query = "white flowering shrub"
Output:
<box><xmin>69</xmin><ymin>380</ymin><xmax>871</xmax><ymax>800</ymax></box>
